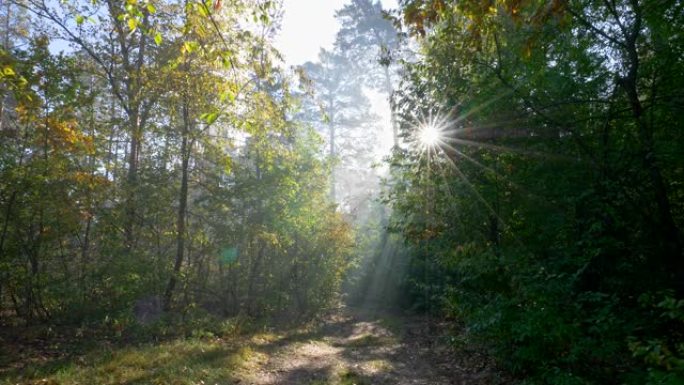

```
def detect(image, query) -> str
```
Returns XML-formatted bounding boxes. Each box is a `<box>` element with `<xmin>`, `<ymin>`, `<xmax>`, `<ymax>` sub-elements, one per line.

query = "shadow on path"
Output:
<box><xmin>241</xmin><ymin>306</ymin><xmax>507</xmax><ymax>385</ymax></box>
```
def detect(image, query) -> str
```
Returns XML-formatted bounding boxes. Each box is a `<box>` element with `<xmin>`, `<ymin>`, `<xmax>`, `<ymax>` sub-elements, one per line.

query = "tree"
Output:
<box><xmin>298</xmin><ymin>49</ymin><xmax>379</xmax><ymax>205</ymax></box>
<box><xmin>336</xmin><ymin>0</ymin><xmax>405</xmax><ymax>145</ymax></box>
<box><xmin>386</xmin><ymin>0</ymin><xmax>684</xmax><ymax>382</ymax></box>
<box><xmin>0</xmin><ymin>0</ymin><xmax>356</xmax><ymax>325</ymax></box>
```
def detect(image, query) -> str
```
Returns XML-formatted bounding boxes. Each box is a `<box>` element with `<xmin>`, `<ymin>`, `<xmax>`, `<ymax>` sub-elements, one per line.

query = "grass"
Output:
<box><xmin>0</xmin><ymin>310</ymin><xmax>295</xmax><ymax>385</ymax></box>
<box><xmin>0</xmin><ymin>337</ymin><xmax>259</xmax><ymax>385</ymax></box>
<box><xmin>1</xmin><ymin>311</ymin><xmax>404</xmax><ymax>385</ymax></box>
<box><xmin>338</xmin><ymin>369</ymin><xmax>371</xmax><ymax>385</ymax></box>
<box><xmin>363</xmin><ymin>359</ymin><xmax>392</xmax><ymax>373</ymax></box>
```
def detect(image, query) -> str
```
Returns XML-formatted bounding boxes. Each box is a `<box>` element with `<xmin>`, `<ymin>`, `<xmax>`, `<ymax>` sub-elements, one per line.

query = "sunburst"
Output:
<box><xmin>411</xmin><ymin>110</ymin><xmax>453</xmax><ymax>154</ymax></box>
<box><xmin>418</xmin><ymin>124</ymin><xmax>440</xmax><ymax>146</ymax></box>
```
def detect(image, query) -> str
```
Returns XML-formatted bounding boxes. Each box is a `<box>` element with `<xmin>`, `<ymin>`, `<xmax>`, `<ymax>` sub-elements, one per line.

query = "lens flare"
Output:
<box><xmin>419</xmin><ymin>124</ymin><xmax>440</xmax><ymax>146</ymax></box>
<box><xmin>411</xmin><ymin>111</ymin><xmax>452</xmax><ymax>152</ymax></box>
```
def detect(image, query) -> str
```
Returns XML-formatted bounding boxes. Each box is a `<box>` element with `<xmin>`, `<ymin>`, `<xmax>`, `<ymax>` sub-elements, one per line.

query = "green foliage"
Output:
<box><xmin>0</xmin><ymin>0</ymin><xmax>353</xmax><ymax>333</ymax></box>
<box><xmin>627</xmin><ymin>294</ymin><xmax>684</xmax><ymax>385</ymax></box>
<box><xmin>386</xmin><ymin>0</ymin><xmax>684</xmax><ymax>383</ymax></box>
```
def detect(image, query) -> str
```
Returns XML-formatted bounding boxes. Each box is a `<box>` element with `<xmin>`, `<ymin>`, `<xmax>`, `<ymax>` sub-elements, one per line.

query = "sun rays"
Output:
<box><xmin>405</xmin><ymin>107</ymin><xmax>537</xmax><ymax>249</ymax></box>
<box><xmin>410</xmin><ymin>110</ymin><xmax>455</xmax><ymax>154</ymax></box>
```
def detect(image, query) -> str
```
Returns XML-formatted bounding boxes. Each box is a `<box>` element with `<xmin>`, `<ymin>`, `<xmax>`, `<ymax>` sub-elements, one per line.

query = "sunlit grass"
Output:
<box><xmin>0</xmin><ymin>338</ymin><xmax>257</xmax><ymax>385</ymax></box>
<box><xmin>363</xmin><ymin>359</ymin><xmax>393</xmax><ymax>373</ymax></box>
<box><xmin>250</xmin><ymin>331</ymin><xmax>284</xmax><ymax>345</ymax></box>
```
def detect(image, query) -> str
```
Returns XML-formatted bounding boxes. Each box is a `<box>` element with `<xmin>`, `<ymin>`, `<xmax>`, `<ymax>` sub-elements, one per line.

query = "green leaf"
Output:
<box><xmin>182</xmin><ymin>41</ymin><xmax>199</xmax><ymax>54</ymax></box>
<box><xmin>154</xmin><ymin>32</ymin><xmax>162</xmax><ymax>46</ymax></box>
<box><xmin>204</xmin><ymin>112</ymin><xmax>219</xmax><ymax>124</ymax></box>
<box><xmin>220</xmin><ymin>90</ymin><xmax>235</xmax><ymax>104</ymax></box>
<box><xmin>197</xmin><ymin>4</ymin><xmax>209</xmax><ymax>17</ymax></box>
<box><xmin>146</xmin><ymin>3</ymin><xmax>156</xmax><ymax>13</ymax></box>
<box><xmin>75</xmin><ymin>15</ymin><xmax>85</xmax><ymax>25</ymax></box>
<box><xmin>2</xmin><ymin>66</ymin><xmax>15</xmax><ymax>76</ymax></box>
<box><xmin>127</xmin><ymin>18</ymin><xmax>137</xmax><ymax>31</ymax></box>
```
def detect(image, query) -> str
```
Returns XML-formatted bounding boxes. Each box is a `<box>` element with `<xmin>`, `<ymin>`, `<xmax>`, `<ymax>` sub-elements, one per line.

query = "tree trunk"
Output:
<box><xmin>163</xmin><ymin>101</ymin><xmax>191</xmax><ymax>311</ymax></box>
<box><xmin>383</xmin><ymin>65</ymin><xmax>397</xmax><ymax>147</ymax></box>
<box><xmin>122</xmin><ymin>8</ymin><xmax>149</xmax><ymax>250</ymax></box>
<box><xmin>329</xmin><ymin>98</ymin><xmax>336</xmax><ymax>203</ymax></box>
<box><xmin>246</xmin><ymin>243</ymin><xmax>265</xmax><ymax>316</ymax></box>
<box><xmin>123</xmin><ymin>108</ymin><xmax>142</xmax><ymax>249</ymax></box>
<box><xmin>621</xmin><ymin>3</ymin><xmax>682</xmax><ymax>289</ymax></box>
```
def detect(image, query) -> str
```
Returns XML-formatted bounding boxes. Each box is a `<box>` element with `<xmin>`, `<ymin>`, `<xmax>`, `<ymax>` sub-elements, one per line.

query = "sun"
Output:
<box><xmin>419</xmin><ymin>124</ymin><xmax>440</xmax><ymax>147</ymax></box>
<box><xmin>409</xmin><ymin>110</ymin><xmax>452</xmax><ymax>154</ymax></box>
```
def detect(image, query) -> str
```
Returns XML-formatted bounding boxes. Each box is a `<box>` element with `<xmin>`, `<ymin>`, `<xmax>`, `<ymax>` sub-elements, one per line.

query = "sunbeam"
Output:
<box><xmin>447</xmin><ymin>137</ymin><xmax>571</xmax><ymax>161</ymax></box>
<box><xmin>406</xmin><ymin>108</ymin><xmax>528</xmax><ymax>250</ymax></box>
<box><xmin>450</xmin><ymin>90</ymin><xmax>513</xmax><ymax>126</ymax></box>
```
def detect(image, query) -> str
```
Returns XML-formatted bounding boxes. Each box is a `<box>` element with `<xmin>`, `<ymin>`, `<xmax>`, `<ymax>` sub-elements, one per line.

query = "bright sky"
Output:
<box><xmin>274</xmin><ymin>0</ymin><xmax>399</xmax><ymax>67</ymax></box>
<box><xmin>275</xmin><ymin>0</ymin><xmax>400</xmax><ymax>159</ymax></box>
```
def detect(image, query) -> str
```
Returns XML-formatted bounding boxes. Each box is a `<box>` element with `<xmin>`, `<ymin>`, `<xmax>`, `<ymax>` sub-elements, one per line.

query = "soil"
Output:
<box><xmin>238</xmin><ymin>307</ymin><xmax>509</xmax><ymax>385</ymax></box>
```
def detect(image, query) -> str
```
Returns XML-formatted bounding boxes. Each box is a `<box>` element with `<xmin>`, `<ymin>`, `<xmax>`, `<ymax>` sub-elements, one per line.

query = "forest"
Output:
<box><xmin>1</xmin><ymin>0</ymin><xmax>683</xmax><ymax>384</ymax></box>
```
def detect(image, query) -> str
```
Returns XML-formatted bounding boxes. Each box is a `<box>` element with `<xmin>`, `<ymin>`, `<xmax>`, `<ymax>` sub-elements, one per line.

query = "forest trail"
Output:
<box><xmin>238</xmin><ymin>308</ymin><xmax>500</xmax><ymax>385</ymax></box>
<box><xmin>0</xmin><ymin>307</ymin><xmax>502</xmax><ymax>385</ymax></box>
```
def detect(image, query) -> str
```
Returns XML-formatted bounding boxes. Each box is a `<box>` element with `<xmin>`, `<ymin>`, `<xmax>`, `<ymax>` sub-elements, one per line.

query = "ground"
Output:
<box><xmin>0</xmin><ymin>308</ymin><xmax>506</xmax><ymax>385</ymax></box>
<box><xmin>241</xmin><ymin>308</ymin><xmax>503</xmax><ymax>385</ymax></box>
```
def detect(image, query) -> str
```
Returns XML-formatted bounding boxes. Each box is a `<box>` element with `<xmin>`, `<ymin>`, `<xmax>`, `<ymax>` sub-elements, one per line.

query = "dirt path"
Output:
<box><xmin>238</xmin><ymin>308</ymin><xmax>504</xmax><ymax>385</ymax></box>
